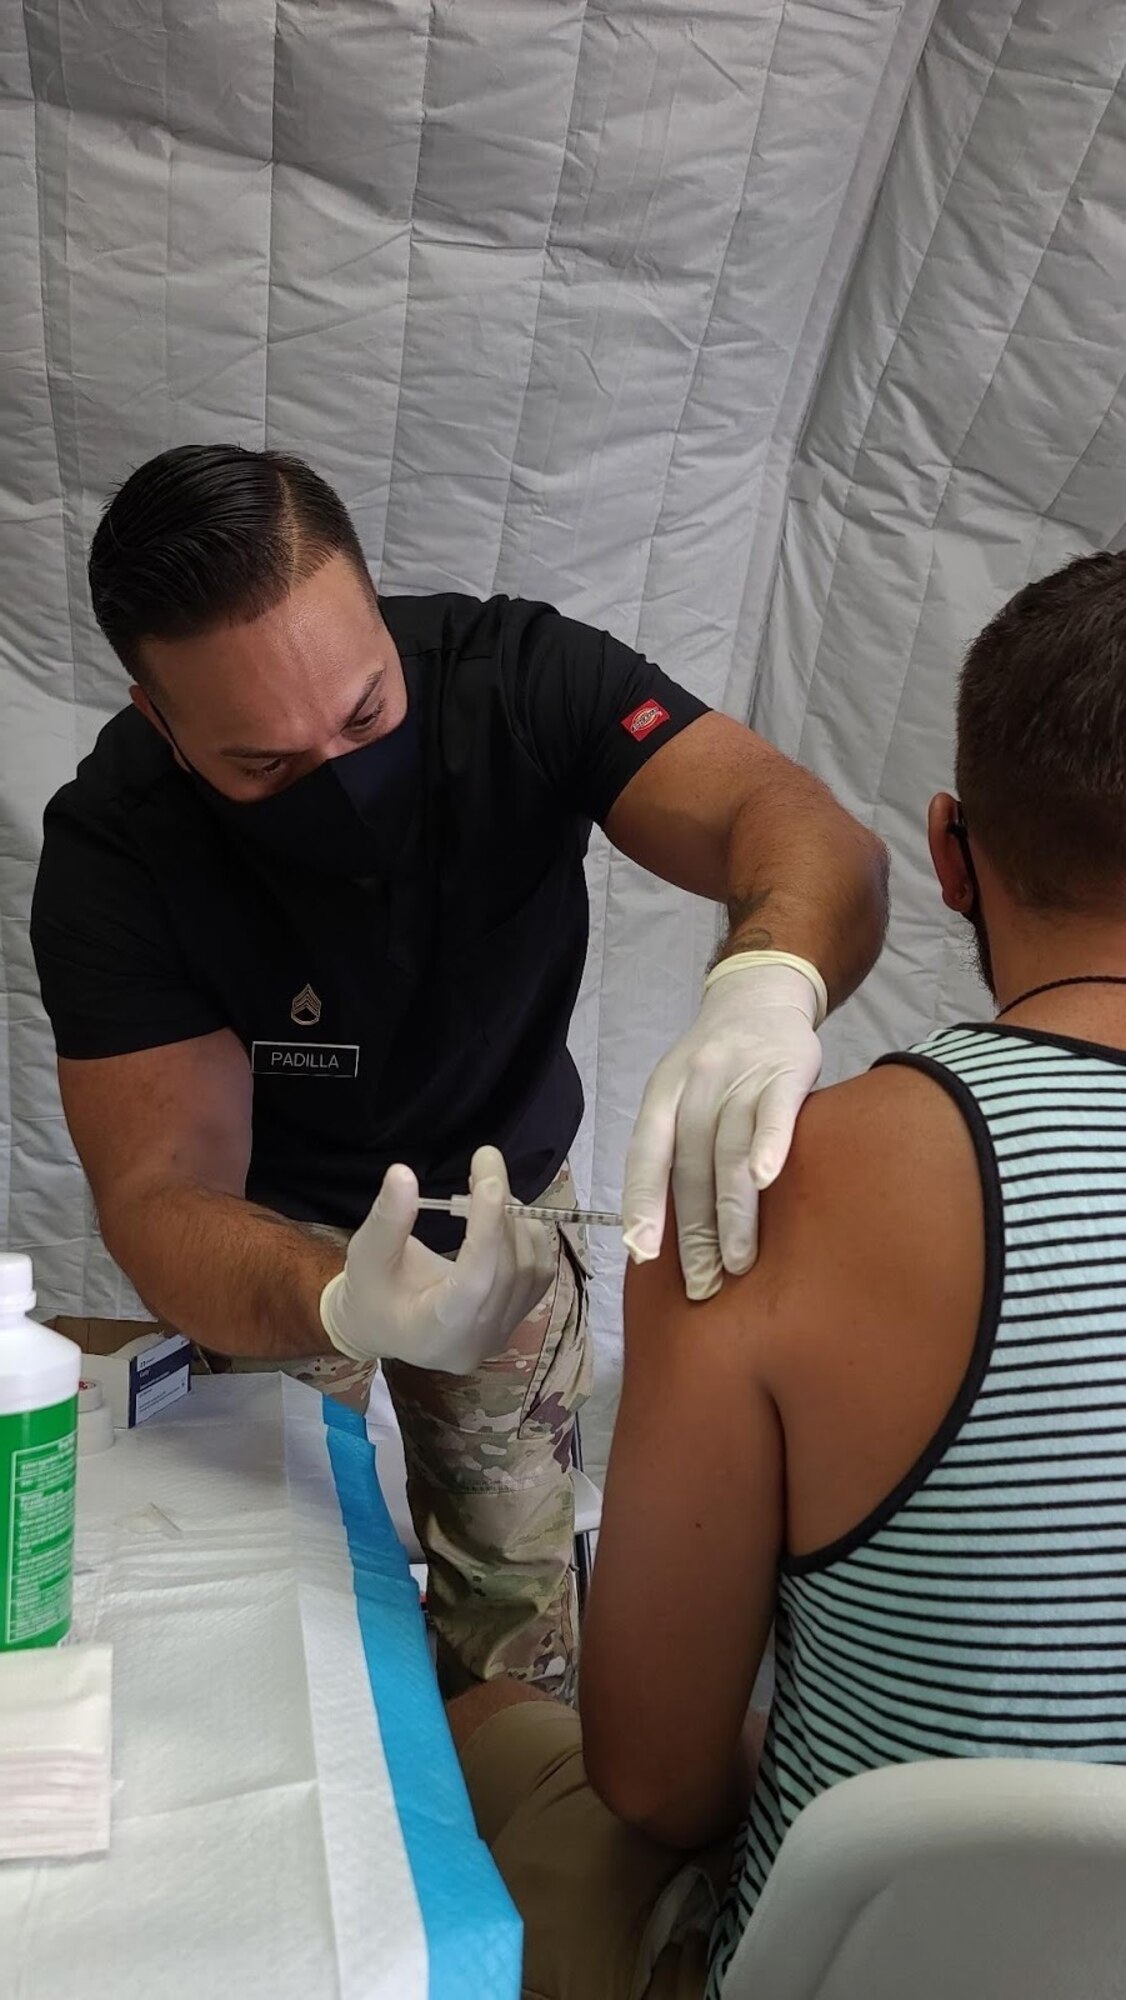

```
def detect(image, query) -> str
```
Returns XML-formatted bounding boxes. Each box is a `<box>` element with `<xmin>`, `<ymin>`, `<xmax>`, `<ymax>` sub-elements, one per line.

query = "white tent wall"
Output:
<box><xmin>1</xmin><ymin>1</ymin><xmax>1122</xmax><ymax>1474</ymax></box>
<box><xmin>755</xmin><ymin>0</ymin><xmax>1126</xmax><ymax>1101</ymax></box>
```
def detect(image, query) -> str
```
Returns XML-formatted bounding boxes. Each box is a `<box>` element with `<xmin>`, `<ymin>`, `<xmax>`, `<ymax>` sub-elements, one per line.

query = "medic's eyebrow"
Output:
<box><xmin>220</xmin><ymin>670</ymin><xmax>385</xmax><ymax>761</ymax></box>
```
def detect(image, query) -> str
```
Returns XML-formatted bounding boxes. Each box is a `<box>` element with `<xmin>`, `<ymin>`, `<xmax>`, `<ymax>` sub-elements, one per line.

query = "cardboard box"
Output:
<box><xmin>50</xmin><ymin>1318</ymin><xmax>191</xmax><ymax>1427</ymax></box>
<box><xmin>50</xmin><ymin>1316</ymin><xmax>161</xmax><ymax>1357</ymax></box>
<box><xmin>82</xmin><ymin>1332</ymin><xmax>191</xmax><ymax>1427</ymax></box>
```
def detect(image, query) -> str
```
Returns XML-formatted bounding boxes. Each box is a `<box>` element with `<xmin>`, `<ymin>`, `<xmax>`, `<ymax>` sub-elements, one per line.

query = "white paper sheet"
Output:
<box><xmin>0</xmin><ymin>1376</ymin><xmax>519</xmax><ymax>2000</ymax></box>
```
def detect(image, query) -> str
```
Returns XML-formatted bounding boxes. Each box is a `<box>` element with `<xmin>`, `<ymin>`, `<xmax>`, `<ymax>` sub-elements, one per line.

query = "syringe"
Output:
<box><xmin>416</xmin><ymin>1196</ymin><xmax>623</xmax><ymax>1229</ymax></box>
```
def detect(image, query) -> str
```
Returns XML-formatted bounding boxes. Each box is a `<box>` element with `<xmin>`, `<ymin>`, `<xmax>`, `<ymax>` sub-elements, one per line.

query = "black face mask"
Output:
<box><xmin>163</xmin><ymin>665</ymin><xmax>423</xmax><ymax>881</ymax></box>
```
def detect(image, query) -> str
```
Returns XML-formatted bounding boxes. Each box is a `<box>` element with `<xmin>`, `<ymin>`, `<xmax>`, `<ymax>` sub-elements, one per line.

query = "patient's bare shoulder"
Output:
<box><xmin>751</xmin><ymin>1058</ymin><xmax>985</xmax><ymax>1380</ymax></box>
<box><xmin>750</xmin><ymin>1056</ymin><xmax>988</xmax><ymax>1550</ymax></box>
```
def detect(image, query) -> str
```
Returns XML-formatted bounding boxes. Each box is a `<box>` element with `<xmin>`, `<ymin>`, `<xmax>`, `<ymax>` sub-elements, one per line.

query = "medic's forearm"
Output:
<box><xmin>99</xmin><ymin>1179</ymin><xmax>344</xmax><ymax>1360</ymax></box>
<box><xmin>715</xmin><ymin>769</ymin><xmax>888</xmax><ymax>1008</ymax></box>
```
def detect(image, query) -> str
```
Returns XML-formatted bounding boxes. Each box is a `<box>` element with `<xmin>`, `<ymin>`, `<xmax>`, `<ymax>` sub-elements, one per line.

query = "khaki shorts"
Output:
<box><xmin>459</xmin><ymin>1700</ymin><xmax>730</xmax><ymax>2000</ymax></box>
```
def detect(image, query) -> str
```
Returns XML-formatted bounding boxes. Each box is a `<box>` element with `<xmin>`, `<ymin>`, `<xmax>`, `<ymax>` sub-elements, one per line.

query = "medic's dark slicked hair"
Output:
<box><xmin>957</xmin><ymin>550</ymin><xmax>1126</xmax><ymax>911</ymax></box>
<box><xmin>88</xmin><ymin>443</ymin><xmax>373</xmax><ymax>680</ymax></box>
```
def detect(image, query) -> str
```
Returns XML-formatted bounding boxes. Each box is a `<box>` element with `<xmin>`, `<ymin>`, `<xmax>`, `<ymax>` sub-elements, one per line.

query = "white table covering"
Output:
<box><xmin>0</xmin><ymin>1374</ymin><xmax>520</xmax><ymax>2000</ymax></box>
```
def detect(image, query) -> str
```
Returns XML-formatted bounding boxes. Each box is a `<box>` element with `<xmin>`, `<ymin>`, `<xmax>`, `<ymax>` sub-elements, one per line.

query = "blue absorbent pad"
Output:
<box><xmin>323</xmin><ymin>1400</ymin><xmax>523</xmax><ymax>2000</ymax></box>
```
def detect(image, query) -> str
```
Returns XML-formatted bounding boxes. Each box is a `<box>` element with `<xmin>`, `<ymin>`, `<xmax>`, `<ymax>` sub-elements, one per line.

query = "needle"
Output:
<box><xmin>416</xmin><ymin>1196</ymin><xmax>623</xmax><ymax>1228</ymax></box>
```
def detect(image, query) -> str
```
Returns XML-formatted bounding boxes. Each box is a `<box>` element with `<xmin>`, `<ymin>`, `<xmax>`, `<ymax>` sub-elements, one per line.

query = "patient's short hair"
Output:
<box><xmin>957</xmin><ymin>550</ymin><xmax>1126</xmax><ymax>910</ymax></box>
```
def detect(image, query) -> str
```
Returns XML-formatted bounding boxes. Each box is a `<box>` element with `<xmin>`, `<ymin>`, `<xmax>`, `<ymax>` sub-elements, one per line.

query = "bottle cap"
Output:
<box><xmin>0</xmin><ymin>1253</ymin><xmax>35</xmax><ymax>1316</ymax></box>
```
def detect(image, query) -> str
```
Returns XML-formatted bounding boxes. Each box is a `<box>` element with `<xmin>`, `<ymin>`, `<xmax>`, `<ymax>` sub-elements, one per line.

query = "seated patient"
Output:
<box><xmin>449</xmin><ymin>550</ymin><xmax>1126</xmax><ymax>2000</ymax></box>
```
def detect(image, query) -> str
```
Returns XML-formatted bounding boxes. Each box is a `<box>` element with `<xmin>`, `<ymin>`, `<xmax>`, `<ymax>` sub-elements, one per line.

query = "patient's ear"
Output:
<box><xmin>928</xmin><ymin>792</ymin><xmax>974</xmax><ymax>914</ymax></box>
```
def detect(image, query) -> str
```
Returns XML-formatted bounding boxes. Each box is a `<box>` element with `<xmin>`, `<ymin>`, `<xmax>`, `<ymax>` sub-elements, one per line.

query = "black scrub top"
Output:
<box><xmin>31</xmin><ymin>594</ymin><xmax>708</xmax><ymax>1241</ymax></box>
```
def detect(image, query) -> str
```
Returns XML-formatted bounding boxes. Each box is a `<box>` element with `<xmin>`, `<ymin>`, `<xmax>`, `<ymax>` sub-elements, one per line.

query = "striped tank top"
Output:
<box><xmin>708</xmin><ymin>1023</ymin><xmax>1126</xmax><ymax>1995</ymax></box>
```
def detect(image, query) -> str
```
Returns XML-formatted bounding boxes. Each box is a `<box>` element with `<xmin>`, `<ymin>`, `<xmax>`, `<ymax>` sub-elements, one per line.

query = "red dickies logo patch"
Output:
<box><xmin>621</xmin><ymin>699</ymin><xmax>670</xmax><ymax>742</ymax></box>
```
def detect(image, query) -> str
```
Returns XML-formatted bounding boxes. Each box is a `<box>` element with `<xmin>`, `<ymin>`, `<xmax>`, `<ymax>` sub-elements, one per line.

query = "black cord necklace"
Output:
<box><xmin>996</xmin><ymin>975</ymin><xmax>1126</xmax><ymax>1020</ymax></box>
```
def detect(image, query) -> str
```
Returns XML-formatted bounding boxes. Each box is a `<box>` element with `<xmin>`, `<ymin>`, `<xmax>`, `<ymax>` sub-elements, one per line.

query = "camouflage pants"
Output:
<box><xmin>219</xmin><ymin>1164</ymin><xmax>593</xmax><ymax>1702</ymax></box>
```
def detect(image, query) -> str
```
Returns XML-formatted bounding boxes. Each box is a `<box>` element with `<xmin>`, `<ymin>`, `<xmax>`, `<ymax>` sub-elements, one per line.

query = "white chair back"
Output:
<box><xmin>722</xmin><ymin>1757</ymin><xmax>1126</xmax><ymax>2000</ymax></box>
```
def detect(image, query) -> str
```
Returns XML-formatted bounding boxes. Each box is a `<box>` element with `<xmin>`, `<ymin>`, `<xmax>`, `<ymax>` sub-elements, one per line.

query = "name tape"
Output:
<box><xmin>251</xmin><ymin>1041</ymin><xmax>360</xmax><ymax>1079</ymax></box>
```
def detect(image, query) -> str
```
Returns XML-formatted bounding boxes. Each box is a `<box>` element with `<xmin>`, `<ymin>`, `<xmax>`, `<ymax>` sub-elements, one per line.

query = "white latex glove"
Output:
<box><xmin>320</xmin><ymin>1145</ymin><xmax>556</xmax><ymax>1373</ymax></box>
<box><xmin>622</xmin><ymin>958</ymin><xmax>825</xmax><ymax>1302</ymax></box>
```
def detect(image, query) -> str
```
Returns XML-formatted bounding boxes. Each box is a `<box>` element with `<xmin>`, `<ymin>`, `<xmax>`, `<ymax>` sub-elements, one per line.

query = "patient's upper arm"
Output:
<box><xmin>579</xmin><ymin>1224</ymin><xmax>785</xmax><ymax>1844</ymax></box>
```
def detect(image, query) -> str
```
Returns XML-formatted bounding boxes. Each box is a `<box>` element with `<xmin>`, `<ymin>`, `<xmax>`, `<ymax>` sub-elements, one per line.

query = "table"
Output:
<box><xmin>0</xmin><ymin>1374</ymin><xmax>521</xmax><ymax>2000</ymax></box>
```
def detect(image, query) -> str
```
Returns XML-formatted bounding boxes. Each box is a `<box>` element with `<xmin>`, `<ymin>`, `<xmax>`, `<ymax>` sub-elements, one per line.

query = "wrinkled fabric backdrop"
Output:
<box><xmin>3</xmin><ymin>0</ymin><xmax>1124</xmax><ymax>1470</ymax></box>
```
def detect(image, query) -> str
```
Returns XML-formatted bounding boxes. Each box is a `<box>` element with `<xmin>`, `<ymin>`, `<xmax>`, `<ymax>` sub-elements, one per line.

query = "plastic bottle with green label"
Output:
<box><xmin>0</xmin><ymin>1253</ymin><xmax>81</xmax><ymax>1650</ymax></box>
